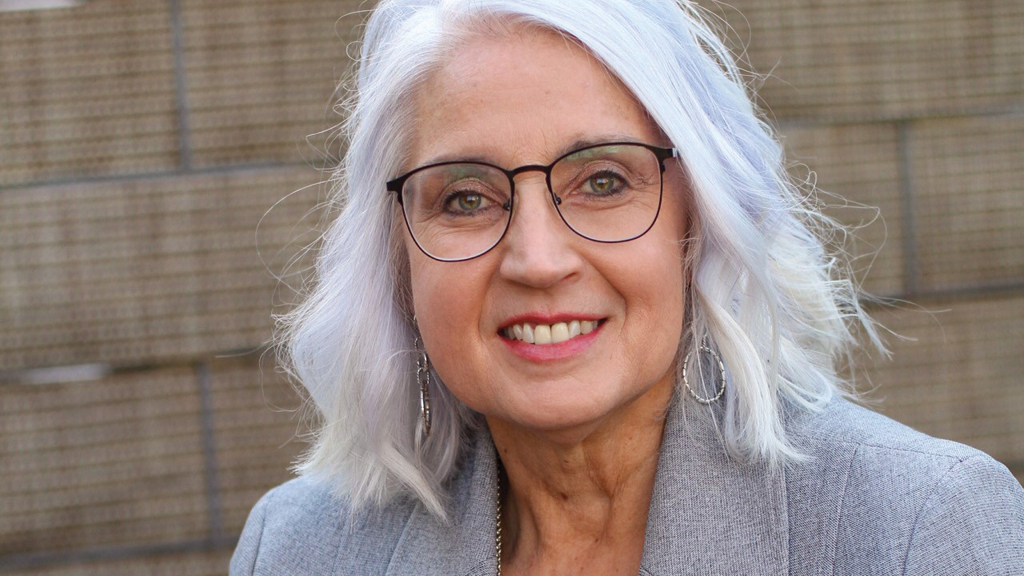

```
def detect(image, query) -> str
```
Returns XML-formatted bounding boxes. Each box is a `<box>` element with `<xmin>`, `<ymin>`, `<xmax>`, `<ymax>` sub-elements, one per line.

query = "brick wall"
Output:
<box><xmin>703</xmin><ymin>0</ymin><xmax>1023</xmax><ymax>485</ymax></box>
<box><xmin>1</xmin><ymin>0</ymin><xmax>1021</xmax><ymax>572</ymax></box>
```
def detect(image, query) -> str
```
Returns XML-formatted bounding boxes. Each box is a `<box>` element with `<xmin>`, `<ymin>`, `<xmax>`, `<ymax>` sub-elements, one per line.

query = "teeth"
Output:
<box><xmin>550</xmin><ymin>322</ymin><xmax>570</xmax><ymax>344</ymax></box>
<box><xmin>502</xmin><ymin>319</ymin><xmax>601</xmax><ymax>345</ymax></box>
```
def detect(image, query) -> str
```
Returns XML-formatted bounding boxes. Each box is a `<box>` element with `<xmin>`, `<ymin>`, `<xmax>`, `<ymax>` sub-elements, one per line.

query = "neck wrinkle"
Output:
<box><xmin>488</xmin><ymin>385</ymin><xmax>671</xmax><ymax>572</ymax></box>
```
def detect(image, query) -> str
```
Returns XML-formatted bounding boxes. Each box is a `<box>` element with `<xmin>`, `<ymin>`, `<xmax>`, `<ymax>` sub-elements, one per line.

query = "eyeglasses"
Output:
<box><xmin>386</xmin><ymin>141</ymin><xmax>676</xmax><ymax>262</ymax></box>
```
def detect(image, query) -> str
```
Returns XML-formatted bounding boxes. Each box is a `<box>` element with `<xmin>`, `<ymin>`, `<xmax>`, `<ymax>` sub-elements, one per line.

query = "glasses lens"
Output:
<box><xmin>550</xmin><ymin>144</ymin><xmax>663</xmax><ymax>242</ymax></box>
<box><xmin>400</xmin><ymin>163</ymin><xmax>512</xmax><ymax>261</ymax></box>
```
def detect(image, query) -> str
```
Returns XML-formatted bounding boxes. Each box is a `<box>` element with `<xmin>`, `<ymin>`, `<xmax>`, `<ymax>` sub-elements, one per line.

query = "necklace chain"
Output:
<box><xmin>495</xmin><ymin>458</ymin><xmax>503</xmax><ymax>576</ymax></box>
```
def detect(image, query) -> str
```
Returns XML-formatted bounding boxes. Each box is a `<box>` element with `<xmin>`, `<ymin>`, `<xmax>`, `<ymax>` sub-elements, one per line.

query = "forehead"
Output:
<box><xmin>407</xmin><ymin>26</ymin><xmax>660</xmax><ymax>169</ymax></box>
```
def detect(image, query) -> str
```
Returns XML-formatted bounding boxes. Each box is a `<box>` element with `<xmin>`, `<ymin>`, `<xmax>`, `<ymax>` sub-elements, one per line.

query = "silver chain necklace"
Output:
<box><xmin>495</xmin><ymin>459</ymin><xmax>504</xmax><ymax>576</ymax></box>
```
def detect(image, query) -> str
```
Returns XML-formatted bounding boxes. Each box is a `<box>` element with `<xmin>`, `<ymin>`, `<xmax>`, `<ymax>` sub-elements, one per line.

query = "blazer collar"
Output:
<box><xmin>382</xmin><ymin>429</ymin><xmax>500</xmax><ymax>576</ymax></box>
<box><xmin>382</xmin><ymin>396</ymin><xmax>789</xmax><ymax>576</ymax></box>
<box><xmin>639</xmin><ymin>398</ymin><xmax>789</xmax><ymax>575</ymax></box>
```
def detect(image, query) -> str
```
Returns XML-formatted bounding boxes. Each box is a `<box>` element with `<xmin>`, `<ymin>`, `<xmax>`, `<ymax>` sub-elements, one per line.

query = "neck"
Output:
<box><xmin>487</xmin><ymin>380</ymin><xmax>673</xmax><ymax>575</ymax></box>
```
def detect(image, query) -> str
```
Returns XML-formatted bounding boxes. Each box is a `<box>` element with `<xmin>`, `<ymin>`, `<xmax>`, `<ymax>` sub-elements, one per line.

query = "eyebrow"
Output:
<box><xmin>420</xmin><ymin>133</ymin><xmax>648</xmax><ymax>168</ymax></box>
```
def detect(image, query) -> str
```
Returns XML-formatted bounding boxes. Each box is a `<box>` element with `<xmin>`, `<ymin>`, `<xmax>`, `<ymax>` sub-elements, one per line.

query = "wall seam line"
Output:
<box><xmin>897</xmin><ymin>120</ymin><xmax>921</xmax><ymax>296</ymax></box>
<box><xmin>196</xmin><ymin>360</ymin><xmax>225</xmax><ymax>541</ymax></box>
<box><xmin>169</xmin><ymin>0</ymin><xmax>193</xmax><ymax>170</ymax></box>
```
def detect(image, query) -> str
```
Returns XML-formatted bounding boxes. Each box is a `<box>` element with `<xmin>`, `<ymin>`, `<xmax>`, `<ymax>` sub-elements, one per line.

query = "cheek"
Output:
<box><xmin>406</xmin><ymin>252</ymin><xmax>492</xmax><ymax>389</ymax></box>
<box><xmin>633</xmin><ymin>262</ymin><xmax>686</xmax><ymax>383</ymax></box>
<box><xmin>635</xmin><ymin>253</ymin><xmax>686</xmax><ymax>336</ymax></box>
<box><xmin>408</xmin><ymin>261</ymin><xmax>463</xmax><ymax>389</ymax></box>
<box><xmin>621</xmin><ymin>209</ymin><xmax>688</xmax><ymax>365</ymax></box>
<box><xmin>407</xmin><ymin>255</ymin><xmax>453</xmax><ymax>335</ymax></box>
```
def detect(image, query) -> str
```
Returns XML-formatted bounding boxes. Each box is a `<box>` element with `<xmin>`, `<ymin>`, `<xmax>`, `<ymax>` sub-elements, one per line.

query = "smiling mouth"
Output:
<box><xmin>501</xmin><ymin>319</ymin><xmax>604</xmax><ymax>345</ymax></box>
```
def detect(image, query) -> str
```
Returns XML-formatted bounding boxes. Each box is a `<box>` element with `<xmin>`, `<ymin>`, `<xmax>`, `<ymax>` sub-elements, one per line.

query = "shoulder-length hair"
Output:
<box><xmin>278</xmin><ymin>0</ymin><xmax>882</xmax><ymax>519</ymax></box>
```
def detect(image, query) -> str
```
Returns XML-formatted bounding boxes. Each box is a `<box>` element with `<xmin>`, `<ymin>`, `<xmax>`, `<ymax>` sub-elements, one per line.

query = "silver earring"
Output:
<box><xmin>414</xmin><ymin>336</ymin><xmax>432</xmax><ymax>436</ymax></box>
<box><xmin>682</xmin><ymin>338</ymin><xmax>726</xmax><ymax>405</ymax></box>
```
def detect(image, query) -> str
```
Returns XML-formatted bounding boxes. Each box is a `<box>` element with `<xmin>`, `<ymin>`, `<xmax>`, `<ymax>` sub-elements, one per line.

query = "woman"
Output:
<box><xmin>232</xmin><ymin>0</ymin><xmax>1024</xmax><ymax>574</ymax></box>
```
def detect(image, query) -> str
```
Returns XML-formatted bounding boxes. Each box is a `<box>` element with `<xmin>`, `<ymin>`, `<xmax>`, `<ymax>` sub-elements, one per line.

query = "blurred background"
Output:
<box><xmin>0</xmin><ymin>0</ymin><xmax>1021</xmax><ymax>573</ymax></box>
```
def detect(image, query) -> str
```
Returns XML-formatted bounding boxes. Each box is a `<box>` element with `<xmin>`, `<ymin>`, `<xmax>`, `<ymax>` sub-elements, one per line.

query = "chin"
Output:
<box><xmin>492</xmin><ymin>380</ymin><xmax>662</xmax><ymax>438</ymax></box>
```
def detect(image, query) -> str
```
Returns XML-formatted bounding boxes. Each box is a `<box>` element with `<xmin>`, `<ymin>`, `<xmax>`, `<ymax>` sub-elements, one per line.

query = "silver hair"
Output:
<box><xmin>278</xmin><ymin>0</ymin><xmax>884</xmax><ymax>519</ymax></box>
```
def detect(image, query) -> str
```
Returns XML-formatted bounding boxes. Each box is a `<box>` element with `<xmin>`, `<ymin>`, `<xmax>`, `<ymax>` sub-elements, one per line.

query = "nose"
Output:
<box><xmin>497</xmin><ymin>175</ymin><xmax>583</xmax><ymax>289</ymax></box>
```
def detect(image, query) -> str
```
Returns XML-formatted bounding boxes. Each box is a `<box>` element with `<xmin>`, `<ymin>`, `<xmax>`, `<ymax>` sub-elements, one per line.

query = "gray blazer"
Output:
<box><xmin>230</xmin><ymin>398</ymin><xmax>1024</xmax><ymax>575</ymax></box>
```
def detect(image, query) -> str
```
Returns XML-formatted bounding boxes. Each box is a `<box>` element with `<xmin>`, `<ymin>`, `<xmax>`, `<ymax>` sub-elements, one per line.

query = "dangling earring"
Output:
<box><xmin>414</xmin><ymin>336</ymin><xmax>433</xmax><ymax>436</ymax></box>
<box><xmin>682</xmin><ymin>337</ymin><xmax>726</xmax><ymax>405</ymax></box>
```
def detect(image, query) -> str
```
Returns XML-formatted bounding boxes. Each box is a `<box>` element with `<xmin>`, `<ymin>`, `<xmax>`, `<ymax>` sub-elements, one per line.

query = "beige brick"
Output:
<box><xmin>0</xmin><ymin>1</ymin><xmax>179</xmax><ymax>186</ymax></box>
<box><xmin>910</xmin><ymin>115</ymin><xmax>1024</xmax><ymax>290</ymax></box>
<box><xmin>181</xmin><ymin>0</ymin><xmax>362</xmax><ymax>166</ymax></box>
<box><xmin>207</xmin><ymin>358</ymin><xmax>306</xmax><ymax>534</ymax></box>
<box><xmin>0</xmin><ymin>167</ymin><xmax>322</xmax><ymax>370</ymax></box>
<box><xmin>858</xmin><ymin>294</ymin><xmax>1024</xmax><ymax>469</ymax></box>
<box><xmin>781</xmin><ymin>123</ymin><xmax>904</xmax><ymax>294</ymax></box>
<box><xmin>699</xmin><ymin>0</ymin><xmax>1024</xmax><ymax>120</ymax></box>
<box><xmin>0</xmin><ymin>368</ymin><xmax>208</xmax><ymax>556</ymax></box>
<box><xmin>7</xmin><ymin>549</ymin><xmax>232</xmax><ymax>576</ymax></box>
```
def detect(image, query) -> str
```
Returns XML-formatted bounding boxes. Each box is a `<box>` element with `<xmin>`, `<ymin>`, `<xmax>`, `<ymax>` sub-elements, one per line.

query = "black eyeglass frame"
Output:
<box><xmin>386</xmin><ymin>141</ymin><xmax>677</xmax><ymax>262</ymax></box>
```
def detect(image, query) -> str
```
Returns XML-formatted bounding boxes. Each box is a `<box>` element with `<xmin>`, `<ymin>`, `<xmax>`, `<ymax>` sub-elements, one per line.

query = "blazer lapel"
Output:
<box><xmin>379</xmin><ymin>396</ymin><xmax>789</xmax><ymax>576</ymax></box>
<box><xmin>381</xmin><ymin>431</ymin><xmax>500</xmax><ymax>576</ymax></box>
<box><xmin>640</xmin><ymin>398</ymin><xmax>789</xmax><ymax>575</ymax></box>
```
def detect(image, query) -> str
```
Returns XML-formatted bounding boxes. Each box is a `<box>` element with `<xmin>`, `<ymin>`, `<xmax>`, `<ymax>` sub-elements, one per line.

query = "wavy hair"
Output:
<box><xmin>278</xmin><ymin>0</ymin><xmax>883</xmax><ymax>519</ymax></box>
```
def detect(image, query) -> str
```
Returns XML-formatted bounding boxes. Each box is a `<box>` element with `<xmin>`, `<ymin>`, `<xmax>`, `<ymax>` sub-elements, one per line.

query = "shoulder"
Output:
<box><xmin>229</xmin><ymin>475</ymin><xmax>416</xmax><ymax>576</ymax></box>
<box><xmin>785</xmin><ymin>398</ymin><xmax>1024</xmax><ymax>575</ymax></box>
<box><xmin>788</xmin><ymin>397</ymin><xmax>1019</xmax><ymax>489</ymax></box>
<box><xmin>788</xmin><ymin>397</ymin><xmax>993</xmax><ymax>474</ymax></box>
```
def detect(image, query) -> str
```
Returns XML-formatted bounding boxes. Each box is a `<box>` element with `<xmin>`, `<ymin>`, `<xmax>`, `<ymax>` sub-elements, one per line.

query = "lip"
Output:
<box><xmin>497</xmin><ymin>314</ymin><xmax>606</xmax><ymax>363</ymax></box>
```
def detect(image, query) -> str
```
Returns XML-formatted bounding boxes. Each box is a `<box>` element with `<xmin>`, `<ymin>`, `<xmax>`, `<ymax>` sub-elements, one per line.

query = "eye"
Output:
<box><xmin>456</xmin><ymin>193</ymin><xmax>483</xmax><ymax>210</ymax></box>
<box><xmin>586</xmin><ymin>171</ymin><xmax>625</xmax><ymax>196</ymax></box>
<box><xmin>444</xmin><ymin>190</ymin><xmax>492</xmax><ymax>213</ymax></box>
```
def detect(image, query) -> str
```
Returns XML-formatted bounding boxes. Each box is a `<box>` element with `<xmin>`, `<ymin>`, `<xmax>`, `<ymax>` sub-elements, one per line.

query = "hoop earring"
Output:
<box><xmin>414</xmin><ymin>336</ymin><xmax>433</xmax><ymax>436</ymax></box>
<box><xmin>682</xmin><ymin>338</ymin><xmax>726</xmax><ymax>405</ymax></box>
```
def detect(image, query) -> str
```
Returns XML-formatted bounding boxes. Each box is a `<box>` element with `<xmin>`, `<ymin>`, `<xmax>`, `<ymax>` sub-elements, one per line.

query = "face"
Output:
<box><xmin>404</xmin><ymin>28</ymin><xmax>689</xmax><ymax>439</ymax></box>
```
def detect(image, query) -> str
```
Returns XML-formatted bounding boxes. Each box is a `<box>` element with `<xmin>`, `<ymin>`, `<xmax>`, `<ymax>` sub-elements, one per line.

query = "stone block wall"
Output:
<box><xmin>1</xmin><ymin>0</ymin><xmax>1021</xmax><ymax>572</ymax></box>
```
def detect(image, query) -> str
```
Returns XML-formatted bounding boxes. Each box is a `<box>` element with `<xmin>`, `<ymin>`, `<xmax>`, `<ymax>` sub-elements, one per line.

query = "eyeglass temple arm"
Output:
<box><xmin>655</xmin><ymin>146</ymin><xmax>677</xmax><ymax>170</ymax></box>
